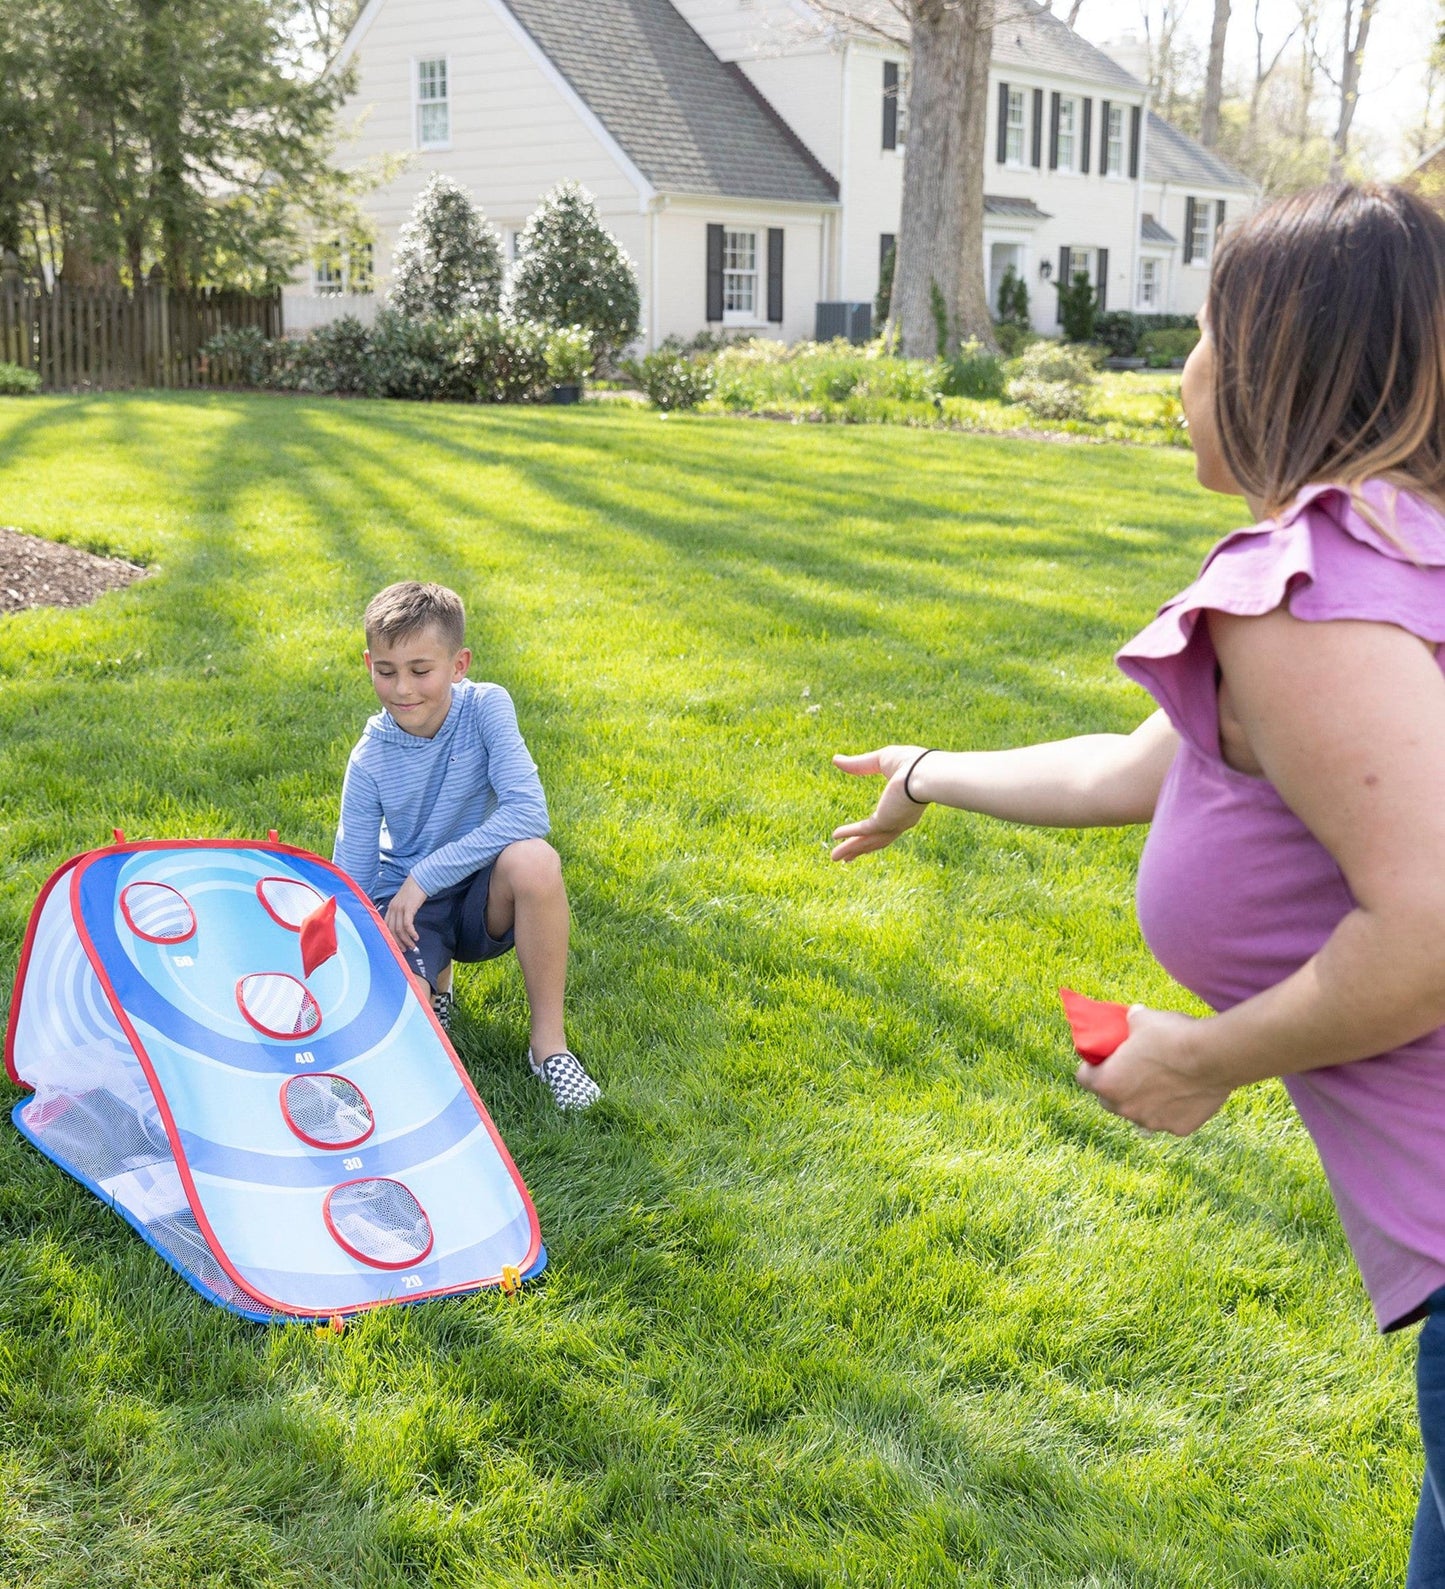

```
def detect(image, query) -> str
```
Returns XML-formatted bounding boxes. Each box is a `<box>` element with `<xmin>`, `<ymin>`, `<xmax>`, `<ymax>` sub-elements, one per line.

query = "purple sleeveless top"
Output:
<box><xmin>1116</xmin><ymin>480</ymin><xmax>1445</xmax><ymax>1330</ymax></box>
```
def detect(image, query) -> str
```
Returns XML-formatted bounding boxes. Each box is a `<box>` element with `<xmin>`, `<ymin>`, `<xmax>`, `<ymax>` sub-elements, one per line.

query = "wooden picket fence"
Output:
<box><xmin>0</xmin><ymin>280</ymin><xmax>282</xmax><ymax>392</ymax></box>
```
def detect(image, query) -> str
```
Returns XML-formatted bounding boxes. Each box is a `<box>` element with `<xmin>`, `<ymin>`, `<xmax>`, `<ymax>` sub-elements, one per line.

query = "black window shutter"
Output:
<box><xmin>767</xmin><ymin>228</ymin><xmax>784</xmax><ymax>323</ymax></box>
<box><xmin>1215</xmin><ymin>198</ymin><xmax>1226</xmax><ymax>246</ymax></box>
<box><xmin>1049</xmin><ymin>92</ymin><xmax>1061</xmax><ymax>169</ymax></box>
<box><xmin>883</xmin><ymin>62</ymin><xmax>898</xmax><ymax>150</ymax></box>
<box><xmin>1183</xmin><ymin>197</ymin><xmax>1197</xmax><ymax>265</ymax></box>
<box><xmin>879</xmin><ymin>232</ymin><xmax>895</xmax><ymax>270</ymax></box>
<box><xmin>1080</xmin><ymin>98</ymin><xmax>1092</xmax><ymax>174</ymax></box>
<box><xmin>706</xmin><ymin>224</ymin><xmax>724</xmax><ymax>321</ymax></box>
<box><xmin>1099</xmin><ymin>99</ymin><xmax>1111</xmax><ymax>174</ymax></box>
<box><xmin>1057</xmin><ymin>245</ymin><xmax>1069</xmax><ymax>323</ymax></box>
<box><xmin>996</xmin><ymin>82</ymin><xmax>1009</xmax><ymax>163</ymax></box>
<box><xmin>1031</xmin><ymin>88</ymin><xmax>1044</xmax><ymax>166</ymax></box>
<box><xmin>1096</xmin><ymin>246</ymin><xmax>1108</xmax><ymax>311</ymax></box>
<box><xmin>1129</xmin><ymin>104</ymin><xmax>1141</xmax><ymax>178</ymax></box>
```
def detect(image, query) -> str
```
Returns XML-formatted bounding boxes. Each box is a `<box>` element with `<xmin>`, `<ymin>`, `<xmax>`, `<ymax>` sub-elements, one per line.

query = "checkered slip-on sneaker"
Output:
<box><xmin>431</xmin><ymin>989</ymin><xmax>455</xmax><ymax>1033</ymax></box>
<box><xmin>529</xmin><ymin>1048</ymin><xmax>601</xmax><ymax>1111</ymax></box>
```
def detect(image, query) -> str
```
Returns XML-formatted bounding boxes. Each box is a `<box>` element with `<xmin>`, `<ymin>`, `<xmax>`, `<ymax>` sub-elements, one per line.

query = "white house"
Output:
<box><xmin>296</xmin><ymin>0</ymin><xmax>1256</xmax><ymax>345</ymax></box>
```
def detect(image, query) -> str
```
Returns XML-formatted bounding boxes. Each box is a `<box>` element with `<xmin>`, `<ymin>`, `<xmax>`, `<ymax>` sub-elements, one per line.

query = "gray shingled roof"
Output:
<box><xmin>985</xmin><ymin>194</ymin><xmax>1051</xmax><ymax>221</ymax></box>
<box><xmin>497</xmin><ymin>0</ymin><xmax>838</xmax><ymax>205</ymax></box>
<box><xmin>1140</xmin><ymin>213</ymin><xmax>1177</xmax><ymax>245</ymax></box>
<box><xmin>1145</xmin><ymin>111</ymin><xmax>1253</xmax><ymax>191</ymax></box>
<box><xmin>991</xmin><ymin>0</ymin><xmax>1144</xmax><ymax>92</ymax></box>
<box><xmin>824</xmin><ymin>0</ymin><xmax>1147</xmax><ymax>90</ymax></box>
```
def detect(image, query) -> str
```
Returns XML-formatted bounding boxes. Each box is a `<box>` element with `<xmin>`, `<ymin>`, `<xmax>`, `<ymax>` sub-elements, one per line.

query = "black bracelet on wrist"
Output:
<box><xmin>903</xmin><ymin>748</ymin><xmax>935</xmax><ymax>805</ymax></box>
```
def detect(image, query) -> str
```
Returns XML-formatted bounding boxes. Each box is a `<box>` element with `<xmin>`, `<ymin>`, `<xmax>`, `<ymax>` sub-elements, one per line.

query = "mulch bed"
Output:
<box><xmin>0</xmin><ymin>525</ymin><xmax>148</xmax><ymax>615</ymax></box>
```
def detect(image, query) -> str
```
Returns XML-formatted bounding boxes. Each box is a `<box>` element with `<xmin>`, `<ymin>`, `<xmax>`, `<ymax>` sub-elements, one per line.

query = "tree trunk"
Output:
<box><xmin>1200</xmin><ymin>0</ymin><xmax>1232</xmax><ymax>146</ymax></box>
<box><xmin>1330</xmin><ymin>0</ymin><xmax>1377</xmax><ymax>177</ymax></box>
<box><xmin>892</xmin><ymin>0</ymin><xmax>995</xmax><ymax>358</ymax></box>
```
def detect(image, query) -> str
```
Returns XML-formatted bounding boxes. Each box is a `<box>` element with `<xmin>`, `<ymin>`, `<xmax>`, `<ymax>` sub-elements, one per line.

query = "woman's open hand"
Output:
<box><xmin>831</xmin><ymin>746</ymin><xmax>928</xmax><ymax>862</ymax></box>
<box><xmin>1075</xmin><ymin>1005</ymin><xmax>1232</xmax><ymax>1136</ymax></box>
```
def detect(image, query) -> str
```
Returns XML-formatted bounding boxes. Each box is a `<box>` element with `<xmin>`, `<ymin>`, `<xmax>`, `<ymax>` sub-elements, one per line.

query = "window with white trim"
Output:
<box><xmin>1005</xmin><ymin>87</ymin><xmax>1026</xmax><ymax>165</ymax></box>
<box><xmin>416</xmin><ymin>57</ymin><xmax>449</xmax><ymax>148</ymax></box>
<box><xmin>723</xmin><ymin>229</ymin><xmax>758</xmax><ymax>321</ymax></box>
<box><xmin>1137</xmin><ymin>257</ymin><xmax>1160</xmax><ymax>308</ymax></box>
<box><xmin>1105</xmin><ymin>105</ymin><xmax>1124</xmax><ymax>175</ymax></box>
<box><xmin>313</xmin><ymin>239</ymin><xmax>374</xmax><ymax>296</ymax></box>
<box><xmin>1056</xmin><ymin>97</ymin><xmax>1077</xmax><ymax>170</ymax></box>
<box><xmin>1068</xmin><ymin>247</ymin><xmax>1093</xmax><ymax>285</ymax></box>
<box><xmin>314</xmin><ymin>240</ymin><xmax>344</xmax><ymax>296</ymax></box>
<box><xmin>1188</xmin><ymin>199</ymin><xmax>1211</xmax><ymax>263</ymax></box>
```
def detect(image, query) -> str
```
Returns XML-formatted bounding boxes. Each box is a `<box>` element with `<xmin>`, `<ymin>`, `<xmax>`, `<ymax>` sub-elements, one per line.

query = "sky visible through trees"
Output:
<box><xmin>1075</xmin><ymin>0</ymin><xmax>1441</xmax><ymax>176</ymax></box>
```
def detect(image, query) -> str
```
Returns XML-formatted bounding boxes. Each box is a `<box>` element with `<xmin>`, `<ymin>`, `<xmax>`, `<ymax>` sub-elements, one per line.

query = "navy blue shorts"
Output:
<box><xmin>378</xmin><ymin>863</ymin><xmax>514</xmax><ymax>990</ymax></box>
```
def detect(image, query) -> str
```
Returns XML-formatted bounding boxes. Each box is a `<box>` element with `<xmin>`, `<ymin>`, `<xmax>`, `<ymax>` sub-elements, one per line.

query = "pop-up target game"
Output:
<box><xmin>4</xmin><ymin>836</ymin><xmax>544</xmax><ymax>1321</ymax></box>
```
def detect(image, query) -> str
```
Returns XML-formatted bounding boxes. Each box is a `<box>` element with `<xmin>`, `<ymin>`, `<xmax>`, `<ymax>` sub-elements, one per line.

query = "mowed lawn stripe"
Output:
<box><xmin>0</xmin><ymin>393</ymin><xmax>1413</xmax><ymax>1588</ymax></box>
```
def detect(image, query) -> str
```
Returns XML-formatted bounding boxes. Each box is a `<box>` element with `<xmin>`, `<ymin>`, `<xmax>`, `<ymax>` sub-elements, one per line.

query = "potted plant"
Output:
<box><xmin>545</xmin><ymin>324</ymin><xmax>592</xmax><ymax>404</ymax></box>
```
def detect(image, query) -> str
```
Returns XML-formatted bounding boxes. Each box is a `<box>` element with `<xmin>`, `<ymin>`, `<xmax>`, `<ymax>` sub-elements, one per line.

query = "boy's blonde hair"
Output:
<box><xmin>364</xmin><ymin>582</ymin><xmax>466</xmax><ymax>651</ymax></box>
<box><xmin>1208</xmin><ymin>182</ymin><xmax>1445</xmax><ymax>518</ymax></box>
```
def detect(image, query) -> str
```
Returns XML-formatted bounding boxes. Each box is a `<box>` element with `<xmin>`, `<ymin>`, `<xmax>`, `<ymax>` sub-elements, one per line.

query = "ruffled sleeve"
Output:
<box><xmin>1116</xmin><ymin>481</ymin><xmax>1445</xmax><ymax>758</ymax></box>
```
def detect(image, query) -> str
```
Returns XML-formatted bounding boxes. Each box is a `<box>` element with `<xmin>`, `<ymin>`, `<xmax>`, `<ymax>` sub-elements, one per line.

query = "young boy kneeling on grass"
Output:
<box><xmin>332</xmin><ymin>581</ymin><xmax>600</xmax><ymax>1110</ymax></box>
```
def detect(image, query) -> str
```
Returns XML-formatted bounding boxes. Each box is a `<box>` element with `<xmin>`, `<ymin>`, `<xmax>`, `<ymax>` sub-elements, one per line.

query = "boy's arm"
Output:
<box><xmin>332</xmin><ymin>756</ymin><xmax>383</xmax><ymax>899</ymax></box>
<box><xmin>409</xmin><ymin>687</ymin><xmax>550</xmax><ymax>897</ymax></box>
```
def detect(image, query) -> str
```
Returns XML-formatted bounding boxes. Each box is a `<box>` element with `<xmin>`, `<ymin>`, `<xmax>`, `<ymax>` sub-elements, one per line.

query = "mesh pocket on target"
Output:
<box><xmin>280</xmin><ymin>1073</ymin><xmax>375</xmax><ymax>1150</ymax></box>
<box><xmin>324</xmin><ymin>1178</ymin><xmax>434</xmax><ymax>1269</ymax></box>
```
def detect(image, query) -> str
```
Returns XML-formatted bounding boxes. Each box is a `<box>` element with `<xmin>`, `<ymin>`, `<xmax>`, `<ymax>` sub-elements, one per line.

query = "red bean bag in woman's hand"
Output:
<box><xmin>1059</xmin><ymin>988</ymin><xmax>1131</xmax><ymax>1064</ymax></box>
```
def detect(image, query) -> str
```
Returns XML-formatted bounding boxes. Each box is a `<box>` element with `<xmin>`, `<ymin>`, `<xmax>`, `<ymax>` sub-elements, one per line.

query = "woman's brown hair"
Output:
<box><xmin>1207</xmin><ymin>182</ymin><xmax>1445</xmax><ymax>517</ymax></box>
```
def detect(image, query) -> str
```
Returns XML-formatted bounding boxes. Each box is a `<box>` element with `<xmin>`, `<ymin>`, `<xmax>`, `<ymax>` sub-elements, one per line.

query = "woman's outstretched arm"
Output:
<box><xmin>829</xmin><ymin>709</ymin><xmax>1179</xmax><ymax>862</ymax></box>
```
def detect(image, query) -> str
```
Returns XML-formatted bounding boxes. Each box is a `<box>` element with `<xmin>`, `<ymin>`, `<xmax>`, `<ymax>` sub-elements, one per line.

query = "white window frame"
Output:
<box><xmin>1068</xmin><ymin>246</ymin><xmax>1093</xmax><ymax>286</ymax></box>
<box><xmin>895</xmin><ymin>65</ymin><xmax>910</xmax><ymax>150</ymax></box>
<box><xmin>314</xmin><ymin>242</ymin><xmax>344</xmax><ymax>297</ymax></box>
<box><xmin>1005</xmin><ymin>87</ymin><xmax>1026</xmax><ymax>166</ymax></box>
<box><xmin>1105</xmin><ymin>105</ymin><xmax>1125</xmax><ymax>177</ymax></box>
<box><xmin>1056</xmin><ymin>96</ymin><xmax>1077</xmax><ymax>171</ymax></box>
<box><xmin>1188</xmin><ymin>198</ymin><xmax>1212</xmax><ymax>265</ymax></box>
<box><xmin>1137</xmin><ymin>256</ymin><xmax>1161</xmax><ymax>309</ymax></box>
<box><xmin>722</xmin><ymin>228</ymin><xmax>761</xmax><ymax>324</ymax></box>
<box><xmin>415</xmin><ymin>56</ymin><xmax>451</xmax><ymax>150</ymax></box>
<box><xmin>313</xmin><ymin>239</ymin><xmax>375</xmax><ymax>297</ymax></box>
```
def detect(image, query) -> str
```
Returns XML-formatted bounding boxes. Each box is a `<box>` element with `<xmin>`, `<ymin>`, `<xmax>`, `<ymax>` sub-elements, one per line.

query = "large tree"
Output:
<box><xmin>1199</xmin><ymin>0</ymin><xmax>1232</xmax><ymax>147</ymax></box>
<box><xmin>1322</xmin><ymin>0</ymin><xmax>1379</xmax><ymax>177</ymax></box>
<box><xmin>4</xmin><ymin>0</ymin><xmax>360</xmax><ymax>289</ymax></box>
<box><xmin>805</xmin><ymin>0</ymin><xmax>996</xmax><ymax>357</ymax></box>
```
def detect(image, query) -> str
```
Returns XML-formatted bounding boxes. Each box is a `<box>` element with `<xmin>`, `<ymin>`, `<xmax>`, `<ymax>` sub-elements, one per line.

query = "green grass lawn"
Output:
<box><xmin>0</xmin><ymin>393</ymin><xmax>1416</xmax><ymax>1587</ymax></box>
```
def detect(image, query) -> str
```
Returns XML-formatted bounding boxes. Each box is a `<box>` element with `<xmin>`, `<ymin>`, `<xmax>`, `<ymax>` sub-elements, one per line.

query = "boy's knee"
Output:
<box><xmin>502</xmin><ymin>838</ymin><xmax>563</xmax><ymax>895</ymax></box>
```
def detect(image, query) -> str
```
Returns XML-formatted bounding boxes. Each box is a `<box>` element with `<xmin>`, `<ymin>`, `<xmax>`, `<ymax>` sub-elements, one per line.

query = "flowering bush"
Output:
<box><xmin>623</xmin><ymin>347</ymin><xmax>715</xmax><ymax>411</ymax></box>
<box><xmin>1003</xmin><ymin>340</ymin><xmax>1097</xmax><ymax>423</ymax></box>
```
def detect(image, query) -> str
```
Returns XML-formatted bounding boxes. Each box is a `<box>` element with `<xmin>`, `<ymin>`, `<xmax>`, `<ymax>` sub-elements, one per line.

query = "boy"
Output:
<box><xmin>332</xmin><ymin>581</ymin><xmax>600</xmax><ymax>1110</ymax></box>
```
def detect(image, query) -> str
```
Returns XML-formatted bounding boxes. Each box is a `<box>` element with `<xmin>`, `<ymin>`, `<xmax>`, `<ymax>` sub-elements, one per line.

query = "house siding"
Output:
<box><xmin>317</xmin><ymin>0</ymin><xmax>646</xmax><ymax>297</ymax></box>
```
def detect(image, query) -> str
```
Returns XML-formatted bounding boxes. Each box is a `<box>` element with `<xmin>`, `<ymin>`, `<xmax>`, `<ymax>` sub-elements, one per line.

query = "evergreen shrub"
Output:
<box><xmin>1056</xmin><ymin>270</ymin><xmax>1098</xmax><ymax>343</ymax></box>
<box><xmin>389</xmin><ymin>174</ymin><xmax>504</xmax><ymax>320</ymax></box>
<box><xmin>509</xmin><ymin>181</ymin><xmax>640</xmax><ymax>365</ymax></box>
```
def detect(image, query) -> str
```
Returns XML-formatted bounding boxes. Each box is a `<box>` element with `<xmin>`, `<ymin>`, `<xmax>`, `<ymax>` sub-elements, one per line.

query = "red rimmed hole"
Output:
<box><xmin>256</xmin><ymin>876</ymin><xmax>326</xmax><ymax>932</ymax></box>
<box><xmin>323</xmin><ymin>1178</ymin><xmax>434</xmax><ymax>1270</ymax></box>
<box><xmin>120</xmin><ymin>882</ymin><xmax>197</xmax><ymax>945</ymax></box>
<box><xmin>279</xmin><ymin>1073</ymin><xmax>375</xmax><ymax>1151</ymax></box>
<box><xmin>235</xmin><ymin>972</ymin><xmax>322</xmax><ymax>1040</ymax></box>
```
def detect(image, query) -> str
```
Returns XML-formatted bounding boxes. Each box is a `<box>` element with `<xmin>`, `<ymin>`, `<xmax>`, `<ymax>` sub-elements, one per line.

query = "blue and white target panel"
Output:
<box><xmin>4</xmin><ymin>839</ymin><xmax>544</xmax><ymax>1321</ymax></box>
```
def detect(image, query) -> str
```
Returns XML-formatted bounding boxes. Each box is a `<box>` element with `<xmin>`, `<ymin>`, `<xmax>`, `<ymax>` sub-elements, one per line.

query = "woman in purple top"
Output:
<box><xmin>831</xmin><ymin>183</ymin><xmax>1445</xmax><ymax>1582</ymax></box>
